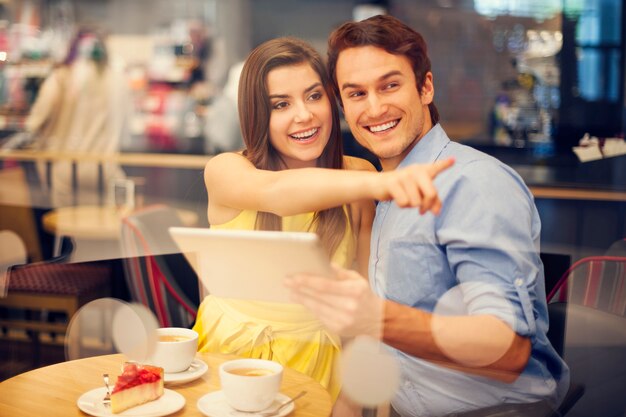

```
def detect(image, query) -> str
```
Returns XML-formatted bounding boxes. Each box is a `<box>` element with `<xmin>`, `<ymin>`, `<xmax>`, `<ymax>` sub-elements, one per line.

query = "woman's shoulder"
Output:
<box><xmin>205</xmin><ymin>151</ymin><xmax>247</xmax><ymax>169</ymax></box>
<box><xmin>342</xmin><ymin>155</ymin><xmax>377</xmax><ymax>172</ymax></box>
<box><xmin>204</xmin><ymin>151</ymin><xmax>250</xmax><ymax>189</ymax></box>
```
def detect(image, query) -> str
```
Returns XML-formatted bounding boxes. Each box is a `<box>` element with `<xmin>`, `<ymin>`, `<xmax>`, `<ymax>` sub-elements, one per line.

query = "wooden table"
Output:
<box><xmin>43</xmin><ymin>205</ymin><xmax>198</xmax><ymax>240</ymax></box>
<box><xmin>42</xmin><ymin>205</ymin><xmax>199</xmax><ymax>262</ymax></box>
<box><xmin>0</xmin><ymin>352</ymin><xmax>332</xmax><ymax>417</ymax></box>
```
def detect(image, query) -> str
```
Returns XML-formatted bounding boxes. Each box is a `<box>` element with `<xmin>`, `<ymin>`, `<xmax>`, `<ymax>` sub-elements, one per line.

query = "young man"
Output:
<box><xmin>286</xmin><ymin>15</ymin><xmax>569</xmax><ymax>417</ymax></box>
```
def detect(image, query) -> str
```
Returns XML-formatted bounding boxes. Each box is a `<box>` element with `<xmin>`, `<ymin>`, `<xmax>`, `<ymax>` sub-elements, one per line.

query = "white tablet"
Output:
<box><xmin>168</xmin><ymin>227</ymin><xmax>332</xmax><ymax>303</ymax></box>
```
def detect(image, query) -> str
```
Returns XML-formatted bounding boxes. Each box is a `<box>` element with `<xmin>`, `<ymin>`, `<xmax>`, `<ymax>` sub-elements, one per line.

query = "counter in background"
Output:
<box><xmin>0</xmin><ymin>149</ymin><xmax>210</xmax><ymax>260</ymax></box>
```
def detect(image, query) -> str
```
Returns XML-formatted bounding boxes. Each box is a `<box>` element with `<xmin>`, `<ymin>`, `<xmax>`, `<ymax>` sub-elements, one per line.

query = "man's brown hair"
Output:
<box><xmin>327</xmin><ymin>14</ymin><xmax>439</xmax><ymax>125</ymax></box>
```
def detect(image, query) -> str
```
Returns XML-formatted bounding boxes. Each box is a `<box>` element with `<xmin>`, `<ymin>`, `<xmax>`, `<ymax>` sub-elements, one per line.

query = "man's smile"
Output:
<box><xmin>365</xmin><ymin>119</ymin><xmax>400</xmax><ymax>134</ymax></box>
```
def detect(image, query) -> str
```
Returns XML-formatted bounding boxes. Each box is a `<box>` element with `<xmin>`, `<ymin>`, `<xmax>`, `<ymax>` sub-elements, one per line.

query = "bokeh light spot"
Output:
<box><xmin>431</xmin><ymin>282</ymin><xmax>516</xmax><ymax>367</ymax></box>
<box><xmin>112</xmin><ymin>302</ymin><xmax>158</xmax><ymax>362</ymax></box>
<box><xmin>340</xmin><ymin>335</ymin><xmax>400</xmax><ymax>407</ymax></box>
<box><xmin>65</xmin><ymin>297</ymin><xmax>126</xmax><ymax>362</ymax></box>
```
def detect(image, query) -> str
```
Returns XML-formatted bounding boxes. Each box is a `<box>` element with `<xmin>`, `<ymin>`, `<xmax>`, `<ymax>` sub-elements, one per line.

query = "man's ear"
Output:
<box><xmin>420</xmin><ymin>72</ymin><xmax>434</xmax><ymax>105</ymax></box>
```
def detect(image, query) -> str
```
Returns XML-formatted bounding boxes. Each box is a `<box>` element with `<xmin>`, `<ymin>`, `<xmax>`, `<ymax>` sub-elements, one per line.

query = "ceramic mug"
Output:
<box><xmin>219</xmin><ymin>358</ymin><xmax>283</xmax><ymax>411</ymax></box>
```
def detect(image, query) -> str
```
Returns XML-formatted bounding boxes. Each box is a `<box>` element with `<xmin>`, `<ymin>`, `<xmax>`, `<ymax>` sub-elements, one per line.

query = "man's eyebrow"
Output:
<box><xmin>341</xmin><ymin>70</ymin><xmax>403</xmax><ymax>91</ymax></box>
<box><xmin>341</xmin><ymin>82</ymin><xmax>361</xmax><ymax>92</ymax></box>
<box><xmin>269</xmin><ymin>82</ymin><xmax>322</xmax><ymax>99</ymax></box>
<box><xmin>380</xmin><ymin>70</ymin><xmax>403</xmax><ymax>81</ymax></box>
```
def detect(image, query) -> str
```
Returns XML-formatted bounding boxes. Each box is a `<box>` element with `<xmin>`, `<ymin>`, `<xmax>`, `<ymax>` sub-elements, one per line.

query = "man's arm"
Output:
<box><xmin>286</xmin><ymin>267</ymin><xmax>531</xmax><ymax>383</ymax></box>
<box><xmin>384</xmin><ymin>300</ymin><xmax>531</xmax><ymax>383</ymax></box>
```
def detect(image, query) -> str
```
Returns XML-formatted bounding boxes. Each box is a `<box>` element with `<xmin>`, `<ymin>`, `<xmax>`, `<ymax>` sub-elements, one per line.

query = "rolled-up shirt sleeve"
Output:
<box><xmin>435</xmin><ymin>159</ymin><xmax>541</xmax><ymax>338</ymax></box>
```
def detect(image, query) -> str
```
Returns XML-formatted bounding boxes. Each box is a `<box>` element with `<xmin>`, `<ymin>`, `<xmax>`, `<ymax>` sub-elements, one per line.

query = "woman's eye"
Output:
<box><xmin>272</xmin><ymin>101</ymin><xmax>288</xmax><ymax>110</ymax></box>
<box><xmin>308</xmin><ymin>91</ymin><xmax>322</xmax><ymax>101</ymax></box>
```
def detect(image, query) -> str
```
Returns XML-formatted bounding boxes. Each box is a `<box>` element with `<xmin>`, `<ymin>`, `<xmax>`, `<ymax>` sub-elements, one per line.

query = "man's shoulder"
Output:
<box><xmin>442</xmin><ymin>140</ymin><xmax>496</xmax><ymax>165</ymax></box>
<box><xmin>443</xmin><ymin>141</ymin><xmax>520</xmax><ymax>176</ymax></box>
<box><xmin>430</xmin><ymin>125</ymin><xmax>499</xmax><ymax>167</ymax></box>
<box><xmin>438</xmin><ymin>141</ymin><xmax>532</xmax><ymax>198</ymax></box>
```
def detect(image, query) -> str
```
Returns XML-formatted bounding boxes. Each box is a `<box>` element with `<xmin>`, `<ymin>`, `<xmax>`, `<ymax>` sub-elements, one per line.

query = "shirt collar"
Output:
<box><xmin>397</xmin><ymin>123</ymin><xmax>450</xmax><ymax>168</ymax></box>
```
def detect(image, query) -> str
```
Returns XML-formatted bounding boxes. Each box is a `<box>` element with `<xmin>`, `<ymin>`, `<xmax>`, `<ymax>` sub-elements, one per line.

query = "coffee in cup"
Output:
<box><xmin>227</xmin><ymin>368</ymin><xmax>275</xmax><ymax>377</ymax></box>
<box><xmin>158</xmin><ymin>335</ymin><xmax>192</xmax><ymax>343</ymax></box>
<box><xmin>147</xmin><ymin>327</ymin><xmax>198</xmax><ymax>373</ymax></box>
<box><xmin>219</xmin><ymin>359</ymin><xmax>283</xmax><ymax>411</ymax></box>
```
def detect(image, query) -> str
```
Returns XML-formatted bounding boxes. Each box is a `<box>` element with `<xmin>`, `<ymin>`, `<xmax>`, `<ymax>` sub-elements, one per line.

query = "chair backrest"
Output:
<box><xmin>0</xmin><ymin>230</ymin><xmax>28</xmax><ymax>297</ymax></box>
<box><xmin>547</xmin><ymin>256</ymin><xmax>626</xmax><ymax>316</ymax></box>
<box><xmin>120</xmin><ymin>205</ymin><xmax>199</xmax><ymax>328</ymax></box>
<box><xmin>546</xmin><ymin>256</ymin><xmax>626</xmax><ymax>417</ymax></box>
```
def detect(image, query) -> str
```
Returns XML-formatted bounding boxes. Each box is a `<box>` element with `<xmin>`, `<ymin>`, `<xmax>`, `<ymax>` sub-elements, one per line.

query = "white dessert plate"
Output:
<box><xmin>164</xmin><ymin>358</ymin><xmax>209</xmax><ymax>385</ymax></box>
<box><xmin>77</xmin><ymin>387</ymin><xmax>185</xmax><ymax>417</ymax></box>
<box><xmin>197</xmin><ymin>391</ymin><xmax>294</xmax><ymax>417</ymax></box>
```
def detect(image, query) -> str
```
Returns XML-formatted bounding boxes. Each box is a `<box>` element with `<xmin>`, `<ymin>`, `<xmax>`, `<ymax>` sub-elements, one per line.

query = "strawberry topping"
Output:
<box><xmin>111</xmin><ymin>363</ymin><xmax>162</xmax><ymax>394</ymax></box>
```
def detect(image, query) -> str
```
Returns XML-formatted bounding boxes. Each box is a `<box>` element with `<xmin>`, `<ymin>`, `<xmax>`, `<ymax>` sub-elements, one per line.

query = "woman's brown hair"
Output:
<box><xmin>238</xmin><ymin>37</ymin><xmax>349</xmax><ymax>257</ymax></box>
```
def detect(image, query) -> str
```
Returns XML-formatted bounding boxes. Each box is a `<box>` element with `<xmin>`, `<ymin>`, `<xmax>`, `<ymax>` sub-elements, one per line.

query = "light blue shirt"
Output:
<box><xmin>371</xmin><ymin>124</ymin><xmax>569</xmax><ymax>417</ymax></box>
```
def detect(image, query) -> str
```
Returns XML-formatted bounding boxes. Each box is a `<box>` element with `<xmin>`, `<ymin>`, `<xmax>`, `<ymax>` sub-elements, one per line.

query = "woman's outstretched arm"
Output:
<box><xmin>205</xmin><ymin>152</ymin><xmax>454</xmax><ymax>224</ymax></box>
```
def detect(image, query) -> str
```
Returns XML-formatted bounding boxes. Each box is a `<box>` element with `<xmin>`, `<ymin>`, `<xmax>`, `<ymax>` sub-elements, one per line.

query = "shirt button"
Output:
<box><xmin>515</xmin><ymin>278</ymin><xmax>524</xmax><ymax>286</ymax></box>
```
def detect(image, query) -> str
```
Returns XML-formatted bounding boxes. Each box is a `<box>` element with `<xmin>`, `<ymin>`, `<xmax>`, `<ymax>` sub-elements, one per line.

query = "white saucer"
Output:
<box><xmin>164</xmin><ymin>358</ymin><xmax>209</xmax><ymax>385</ymax></box>
<box><xmin>197</xmin><ymin>391</ymin><xmax>295</xmax><ymax>417</ymax></box>
<box><xmin>77</xmin><ymin>387</ymin><xmax>185</xmax><ymax>417</ymax></box>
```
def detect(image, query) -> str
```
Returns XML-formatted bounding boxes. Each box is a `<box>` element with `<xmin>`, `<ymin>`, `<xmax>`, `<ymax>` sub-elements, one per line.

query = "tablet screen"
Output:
<box><xmin>169</xmin><ymin>227</ymin><xmax>332</xmax><ymax>303</ymax></box>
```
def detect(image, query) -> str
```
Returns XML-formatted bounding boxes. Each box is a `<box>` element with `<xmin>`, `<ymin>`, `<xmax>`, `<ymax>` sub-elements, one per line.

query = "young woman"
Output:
<box><xmin>192</xmin><ymin>37</ymin><xmax>452</xmax><ymax>403</ymax></box>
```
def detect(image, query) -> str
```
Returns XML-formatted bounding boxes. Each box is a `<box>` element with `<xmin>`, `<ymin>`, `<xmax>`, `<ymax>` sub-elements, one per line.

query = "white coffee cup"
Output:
<box><xmin>219</xmin><ymin>358</ymin><xmax>283</xmax><ymax>412</ymax></box>
<box><xmin>147</xmin><ymin>327</ymin><xmax>198</xmax><ymax>373</ymax></box>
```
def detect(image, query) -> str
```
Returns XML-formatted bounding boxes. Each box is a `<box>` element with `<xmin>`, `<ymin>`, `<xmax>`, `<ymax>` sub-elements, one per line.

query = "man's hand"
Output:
<box><xmin>286</xmin><ymin>266</ymin><xmax>531</xmax><ymax>383</ymax></box>
<box><xmin>285</xmin><ymin>265</ymin><xmax>385</xmax><ymax>338</ymax></box>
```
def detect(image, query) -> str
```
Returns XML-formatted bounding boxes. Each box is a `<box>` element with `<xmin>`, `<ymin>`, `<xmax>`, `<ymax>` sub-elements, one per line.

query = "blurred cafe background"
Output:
<box><xmin>0</xmin><ymin>0</ymin><xmax>625</xmax><ymax>416</ymax></box>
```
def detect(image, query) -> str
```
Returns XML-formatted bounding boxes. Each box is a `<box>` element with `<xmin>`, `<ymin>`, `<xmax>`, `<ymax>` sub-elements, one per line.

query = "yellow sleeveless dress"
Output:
<box><xmin>192</xmin><ymin>210</ymin><xmax>355</xmax><ymax>400</ymax></box>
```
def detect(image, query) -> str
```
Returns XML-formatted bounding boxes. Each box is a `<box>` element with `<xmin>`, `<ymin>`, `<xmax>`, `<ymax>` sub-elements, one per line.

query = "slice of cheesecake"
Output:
<box><xmin>110</xmin><ymin>362</ymin><xmax>164</xmax><ymax>414</ymax></box>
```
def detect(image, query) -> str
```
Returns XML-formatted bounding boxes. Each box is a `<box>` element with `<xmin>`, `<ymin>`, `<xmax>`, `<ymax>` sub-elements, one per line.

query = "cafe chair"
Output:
<box><xmin>540</xmin><ymin>252</ymin><xmax>572</xmax><ymax>298</ymax></box>
<box><xmin>0</xmin><ymin>237</ymin><xmax>111</xmax><ymax>366</ymax></box>
<box><xmin>120</xmin><ymin>204</ymin><xmax>199</xmax><ymax>328</ymax></box>
<box><xmin>0</xmin><ymin>230</ymin><xmax>28</xmax><ymax>294</ymax></box>
<box><xmin>546</xmin><ymin>255</ymin><xmax>626</xmax><ymax>417</ymax></box>
<box><xmin>547</xmin><ymin>255</ymin><xmax>626</xmax><ymax>316</ymax></box>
